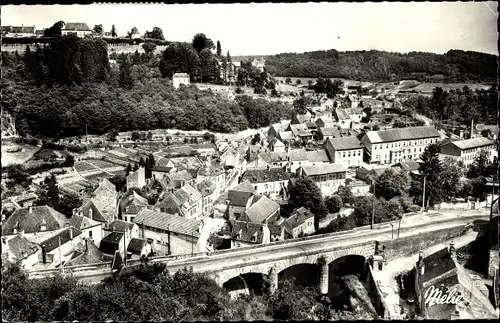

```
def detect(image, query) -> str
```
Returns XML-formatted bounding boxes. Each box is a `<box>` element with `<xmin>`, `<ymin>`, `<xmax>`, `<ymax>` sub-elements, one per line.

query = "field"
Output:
<box><xmin>1</xmin><ymin>138</ymin><xmax>41</xmax><ymax>167</ymax></box>
<box><xmin>85</xmin><ymin>159</ymin><xmax>122</xmax><ymax>169</ymax></box>
<box><xmin>74</xmin><ymin>161</ymin><xmax>98</xmax><ymax>172</ymax></box>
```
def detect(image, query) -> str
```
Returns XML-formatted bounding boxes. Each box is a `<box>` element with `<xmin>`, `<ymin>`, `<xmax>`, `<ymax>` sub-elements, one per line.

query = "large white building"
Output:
<box><xmin>297</xmin><ymin>164</ymin><xmax>347</xmax><ymax>197</ymax></box>
<box><xmin>61</xmin><ymin>22</ymin><xmax>93</xmax><ymax>38</ymax></box>
<box><xmin>360</xmin><ymin>126</ymin><xmax>441</xmax><ymax>165</ymax></box>
<box><xmin>325</xmin><ymin>136</ymin><xmax>364</xmax><ymax>169</ymax></box>
<box><xmin>439</xmin><ymin>137</ymin><xmax>496</xmax><ymax>167</ymax></box>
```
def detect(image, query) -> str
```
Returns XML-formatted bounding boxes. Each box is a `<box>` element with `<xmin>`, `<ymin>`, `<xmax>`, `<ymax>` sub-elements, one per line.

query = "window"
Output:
<box><xmin>89</xmin><ymin>231</ymin><xmax>93</xmax><ymax>238</ymax></box>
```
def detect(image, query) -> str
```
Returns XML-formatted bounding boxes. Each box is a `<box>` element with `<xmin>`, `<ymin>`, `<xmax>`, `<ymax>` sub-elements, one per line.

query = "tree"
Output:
<box><xmin>288</xmin><ymin>177</ymin><xmax>328</xmax><ymax>218</ymax></box>
<box><xmin>44</xmin><ymin>21</ymin><xmax>65</xmax><ymax>37</ymax></box>
<box><xmin>374</xmin><ymin>168</ymin><xmax>410</xmax><ymax>200</ymax></box>
<box><xmin>295</xmin><ymin>79</ymin><xmax>302</xmax><ymax>85</ymax></box>
<box><xmin>285</xmin><ymin>77</ymin><xmax>292</xmax><ymax>85</ymax></box>
<box><xmin>118</xmin><ymin>55</ymin><xmax>134</xmax><ymax>89</ymax></box>
<box><xmin>133</xmin><ymin>163</ymin><xmax>139</xmax><ymax>171</ymax></box>
<box><xmin>139</xmin><ymin>157</ymin><xmax>146</xmax><ymax>168</ymax></box>
<box><xmin>109</xmin><ymin>174</ymin><xmax>127</xmax><ymax>192</ymax></box>
<box><xmin>200</xmin><ymin>48</ymin><xmax>216</xmax><ymax>83</ymax></box>
<box><xmin>321</xmin><ymin>214</ymin><xmax>356</xmax><ymax>233</ymax></box>
<box><xmin>335</xmin><ymin>185</ymin><xmax>354</xmax><ymax>206</ymax></box>
<box><xmin>142</xmin><ymin>42</ymin><xmax>157</xmax><ymax>56</ymax></box>
<box><xmin>108</xmin><ymin>129</ymin><xmax>119</xmax><ymax>142</ymax></box>
<box><xmin>410</xmin><ymin>144</ymin><xmax>444</xmax><ymax>206</ymax></box>
<box><xmin>192</xmin><ymin>33</ymin><xmax>214</xmax><ymax>54</ymax></box>
<box><xmin>325</xmin><ymin>195</ymin><xmax>343</xmax><ymax>213</ymax></box>
<box><xmin>126</xmin><ymin>163</ymin><xmax>132</xmax><ymax>176</ymax></box>
<box><xmin>58</xmin><ymin>192</ymin><xmax>82</xmax><ymax>217</ymax></box>
<box><xmin>63</xmin><ymin>154</ymin><xmax>75</xmax><ymax>167</ymax></box>
<box><xmin>93</xmin><ymin>24</ymin><xmax>103</xmax><ymax>34</ymax></box>
<box><xmin>144</xmin><ymin>27</ymin><xmax>164</xmax><ymax>40</ymax></box>
<box><xmin>5</xmin><ymin>165</ymin><xmax>32</xmax><ymax>188</ymax></box>
<box><xmin>216</xmin><ymin>40</ymin><xmax>221</xmax><ymax>57</ymax></box>
<box><xmin>440</xmin><ymin>158</ymin><xmax>464</xmax><ymax>201</ymax></box>
<box><xmin>467</xmin><ymin>150</ymin><xmax>490</xmax><ymax>178</ymax></box>
<box><xmin>159</xmin><ymin>42</ymin><xmax>200</xmax><ymax>79</ymax></box>
<box><xmin>111</xmin><ymin>25</ymin><xmax>117</xmax><ymax>37</ymax></box>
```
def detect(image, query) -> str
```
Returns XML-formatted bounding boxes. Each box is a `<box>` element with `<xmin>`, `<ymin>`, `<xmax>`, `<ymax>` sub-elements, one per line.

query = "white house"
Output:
<box><xmin>325</xmin><ymin>136</ymin><xmax>364</xmax><ymax>169</ymax></box>
<box><xmin>297</xmin><ymin>164</ymin><xmax>347</xmax><ymax>197</ymax></box>
<box><xmin>172</xmin><ymin>73</ymin><xmax>190</xmax><ymax>89</ymax></box>
<box><xmin>439</xmin><ymin>137</ymin><xmax>496</xmax><ymax>167</ymax></box>
<box><xmin>61</xmin><ymin>22</ymin><xmax>92</xmax><ymax>38</ymax></box>
<box><xmin>240</xmin><ymin>168</ymin><xmax>290</xmax><ymax>200</ymax></box>
<box><xmin>360</xmin><ymin>126</ymin><xmax>441</xmax><ymax>165</ymax></box>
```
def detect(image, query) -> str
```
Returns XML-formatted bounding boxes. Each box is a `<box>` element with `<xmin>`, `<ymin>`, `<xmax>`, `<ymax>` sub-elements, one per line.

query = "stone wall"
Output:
<box><xmin>382</xmin><ymin>224</ymin><xmax>470</xmax><ymax>261</ymax></box>
<box><xmin>364</xmin><ymin>264</ymin><xmax>390</xmax><ymax>319</ymax></box>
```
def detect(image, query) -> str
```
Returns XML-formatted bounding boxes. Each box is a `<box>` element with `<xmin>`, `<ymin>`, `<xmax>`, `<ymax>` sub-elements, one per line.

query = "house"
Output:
<box><xmin>316</xmin><ymin>116</ymin><xmax>336</xmax><ymax>129</ymax></box>
<box><xmin>439</xmin><ymin>137</ymin><xmax>496</xmax><ymax>167</ymax></box>
<box><xmin>228</xmin><ymin>220</ymin><xmax>271</xmax><ymax>248</ymax></box>
<box><xmin>2</xmin><ymin>25</ymin><xmax>36</xmax><ymax>37</ymax></box>
<box><xmin>11</xmin><ymin>192</ymin><xmax>38</xmax><ymax>208</ymax></box>
<box><xmin>77</xmin><ymin>179</ymin><xmax>118</xmax><ymax>225</ymax></box>
<box><xmin>152</xmin><ymin>159</ymin><xmax>176</xmax><ymax>180</ymax></box>
<box><xmin>356</xmin><ymin>165</ymin><xmax>390</xmax><ymax>184</ymax></box>
<box><xmin>297</xmin><ymin>164</ymin><xmax>347</xmax><ymax>197</ymax></box>
<box><xmin>287</xmin><ymin>148</ymin><xmax>309</xmax><ymax>173</ymax></box>
<box><xmin>343</xmin><ymin>94</ymin><xmax>361</xmax><ymax>110</ymax></box>
<box><xmin>127</xmin><ymin>238</ymin><xmax>151</xmax><ymax>259</ymax></box>
<box><xmin>65</xmin><ymin>237</ymin><xmax>109</xmax><ymax>266</ymax></box>
<box><xmin>172</xmin><ymin>73</ymin><xmax>190</xmax><ymax>89</ymax></box>
<box><xmin>130</xmin><ymin>27</ymin><xmax>140</xmax><ymax>39</ymax></box>
<box><xmin>325</xmin><ymin>136</ymin><xmax>364</xmax><ymax>169</ymax></box>
<box><xmin>226</xmin><ymin>181</ymin><xmax>258</xmax><ymax>220</ymax></box>
<box><xmin>154</xmin><ymin>184</ymin><xmax>203</xmax><ymax>220</ymax></box>
<box><xmin>306</xmin><ymin>150</ymin><xmax>331</xmax><ymax>166</ymax></box>
<box><xmin>133</xmin><ymin>209</ymin><xmax>201</xmax><ymax>256</ymax></box>
<box><xmin>62</xmin><ymin>22</ymin><xmax>92</xmax><ymax>37</ymax></box>
<box><xmin>1</xmin><ymin>206</ymin><xmax>67</xmax><ymax>238</ymax></box>
<box><xmin>160</xmin><ymin>169</ymin><xmax>196</xmax><ymax>190</ymax></box>
<box><xmin>127</xmin><ymin>167</ymin><xmax>146</xmax><ymax>189</ymax></box>
<box><xmin>319</xmin><ymin>127</ymin><xmax>340</xmax><ymax>140</ymax></box>
<box><xmin>69</xmin><ymin>214</ymin><xmax>104</xmax><ymax>247</ymax></box>
<box><xmin>197</xmin><ymin>178</ymin><xmax>217</xmax><ymax>217</ymax></box>
<box><xmin>240</xmin><ymin>168</ymin><xmax>290</xmax><ymax>200</ymax></box>
<box><xmin>260</xmin><ymin>151</ymin><xmax>289</xmax><ymax>168</ymax></box>
<box><xmin>269</xmin><ymin>224</ymin><xmax>285</xmax><ymax>242</ymax></box>
<box><xmin>245</xmin><ymin>155</ymin><xmax>272</xmax><ymax>170</ymax></box>
<box><xmin>268</xmin><ymin>123</ymin><xmax>288</xmax><ymax>140</ymax></box>
<box><xmin>360</xmin><ymin>126</ymin><xmax>441</xmax><ymax>165</ymax></box>
<box><xmin>283</xmin><ymin>207</ymin><xmax>315</xmax><ymax>239</ymax></box>
<box><xmin>30</xmin><ymin>227</ymin><xmax>84</xmax><ymax>269</ymax></box>
<box><xmin>219</xmin><ymin>146</ymin><xmax>240</xmax><ymax>170</ymax></box>
<box><xmin>252</xmin><ymin>57</ymin><xmax>266</xmax><ymax>72</ymax></box>
<box><xmin>238</xmin><ymin>195</ymin><xmax>281</xmax><ymax>224</ymax></box>
<box><xmin>288</xmin><ymin>124</ymin><xmax>313</xmax><ymax>141</ymax></box>
<box><xmin>269</xmin><ymin>138</ymin><xmax>286</xmax><ymax>152</ymax></box>
<box><xmin>278</xmin><ymin>131</ymin><xmax>295</xmax><ymax>145</ymax></box>
<box><xmin>291</xmin><ymin>112</ymin><xmax>313</xmax><ymax>125</ymax></box>
<box><xmin>247</xmin><ymin>144</ymin><xmax>268</xmax><ymax>161</ymax></box>
<box><xmin>104</xmin><ymin>219</ymin><xmax>140</xmax><ymax>245</ymax></box>
<box><xmin>99</xmin><ymin>231</ymin><xmax>126</xmax><ymax>259</ymax></box>
<box><xmin>196</xmin><ymin>160</ymin><xmax>226</xmax><ymax>198</ymax></box>
<box><xmin>414</xmin><ymin>244</ymin><xmax>497</xmax><ymax>319</ymax></box>
<box><xmin>391</xmin><ymin>161</ymin><xmax>421</xmax><ymax>174</ymax></box>
<box><xmin>333</xmin><ymin>109</ymin><xmax>352</xmax><ymax>129</ymax></box>
<box><xmin>1</xmin><ymin>235</ymin><xmax>40</xmax><ymax>270</ymax></box>
<box><xmin>120</xmin><ymin>191</ymin><xmax>151</xmax><ymax>223</ymax></box>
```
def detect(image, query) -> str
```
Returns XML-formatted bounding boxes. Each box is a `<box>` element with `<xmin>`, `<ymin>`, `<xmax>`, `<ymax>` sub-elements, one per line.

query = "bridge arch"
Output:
<box><xmin>327</xmin><ymin>254</ymin><xmax>368</xmax><ymax>301</ymax></box>
<box><xmin>222</xmin><ymin>272</ymin><xmax>269</xmax><ymax>296</ymax></box>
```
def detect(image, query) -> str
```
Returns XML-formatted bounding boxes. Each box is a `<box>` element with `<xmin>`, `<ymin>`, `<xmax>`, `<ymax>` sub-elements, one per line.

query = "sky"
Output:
<box><xmin>2</xmin><ymin>2</ymin><xmax>498</xmax><ymax>56</ymax></box>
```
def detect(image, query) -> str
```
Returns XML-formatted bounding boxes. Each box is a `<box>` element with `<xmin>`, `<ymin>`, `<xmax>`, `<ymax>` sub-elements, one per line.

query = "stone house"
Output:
<box><xmin>228</xmin><ymin>220</ymin><xmax>271</xmax><ymax>248</ymax></box>
<box><xmin>133</xmin><ymin>209</ymin><xmax>201</xmax><ymax>256</ymax></box>
<box><xmin>439</xmin><ymin>137</ymin><xmax>496</xmax><ymax>167</ymax></box>
<box><xmin>154</xmin><ymin>184</ymin><xmax>203</xmax><ymax>220</ymax></box>
<box><xmin>197</xmin><ymin>178</ymin><xmax>217</xmax><ymax>217</ymax></box>
<box><xmin>1</xmin><ymin>206</ymin><xmax>67</xmax><ymax>239</ymax></box>
<box><xmin>127</xmin><ymin>167</ymin><xmax>146</xmax><ymax>190</ymax></box>
<box><xmin>61</xmin><ymin>22</ymin><xmax>92</xmax><ymax>37</ymax></box>
<box><xmin>297</xmin><ymin>164</ymin><xmax>347</xmax><ymax>197</ymax></box>
<box><xmin>1</xmin><ymin>235</ymin><xmax>40</xmax><ymax>270</ymax></box>
<box><xmin>77</xmin><ymin>178</ymin><xmax>118</xmax><ymax>224</ymax></box>
<box><xmin>240</xmin><ymin>167</ymin><xmax>290</xmax><ymax>200</ymax></box>
<box><xmin>283</xmin><ymin>207</ymin><xmax>315</xmax><ymax>239</ymax></box>
<box><xmin>325</xmin><ymin>136</ymin><xmax>364</xmax><ymax>169</ymax></box>
<box><xmin>30</xmin><ymin>227</ymin><xmax>84</xmax><ymax>269</ymax></box>
<box><xmin>120</xmin><ymin>191</ymin><xmax>152</xmax><ymax>223</ymax></box>
<box><xmin>172</xmin><ymin>73</ymin><xmax>190</xmax><ymax>89</ymax></box>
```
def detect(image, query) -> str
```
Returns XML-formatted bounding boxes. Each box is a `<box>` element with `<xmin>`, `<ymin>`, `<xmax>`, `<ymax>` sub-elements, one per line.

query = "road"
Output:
<box><xmin>28</xmin><ymin>210</ymin><xmax>490</xmax><ymax>283</ymax></box>
<box><xmin>162</xmin><ymin>210</ymin><xmax>489</xmax><ymax>274</ymax></box>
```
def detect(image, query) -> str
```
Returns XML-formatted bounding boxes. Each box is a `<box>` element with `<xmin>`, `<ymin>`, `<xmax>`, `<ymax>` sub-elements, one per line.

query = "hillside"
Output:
<box><xmin>262</xmin><ymin>49</ymin><xmax>498</xmax><ymax>83</ymax></box>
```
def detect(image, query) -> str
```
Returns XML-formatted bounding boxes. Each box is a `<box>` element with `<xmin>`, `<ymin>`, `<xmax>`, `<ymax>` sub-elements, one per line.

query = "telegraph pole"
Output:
<box><xmin>422</xmin><ymin>175</ymin><xmax>426</xmax><ymax>213</ymax></box>
<box><xmin>371</xmin><ymin>181</ymin><xmax>375</xmax><ymax>230</ymax></box>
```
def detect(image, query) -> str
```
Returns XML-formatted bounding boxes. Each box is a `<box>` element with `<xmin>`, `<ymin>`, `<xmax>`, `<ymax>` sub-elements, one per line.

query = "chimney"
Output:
<box><xmin>85</xmin><ymin>238</ymin><xmax>88</xmax><ymax>254</ymax></box>
<box><xmin>29</xmin><ymin>206</ymin><xmax>33</xmax><ymax>214</ymax></box>
<box><xmin>42</xmin><ymin>244</ymin><xmax>47</xmax><ymax>264</ymax></box>
<box><xmin>40</xmin><ymin>218</ymin><xmax>47</xmax><ymax>232</ymax></box>
<box><xmin>69</xmin><ymin>228</ymin><xmax>73</xmax><ymax>240</ymax></box>
<box><xmin>459</xmin><ymin>130</ymin><xmax>464</xmax><ymax>139</ymax></box>
<box><xmin>88</xmin><ymin>207</ymin><xmax>93</xmax><ymax>220</ymax></box>
<box><xmin>449</xmin><ymin>242</ymin><xmax>456</xmax><ymax>260</ymax></box>
<box><xmin>470</xmin><ymin>119</ymin><xmax>474</xmax><ymax>139</ymax></box>
<box><xmin>267</xmin><ymin>165</ymin><xmax>270</xmax><ymax>171</ymax></box>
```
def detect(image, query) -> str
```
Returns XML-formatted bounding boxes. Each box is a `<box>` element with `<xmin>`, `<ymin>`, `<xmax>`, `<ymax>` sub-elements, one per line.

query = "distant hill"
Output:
<box><xmin>260</xmin><ymin>49</ymin><xmax>497</xmax><ymax>83</ymax></box>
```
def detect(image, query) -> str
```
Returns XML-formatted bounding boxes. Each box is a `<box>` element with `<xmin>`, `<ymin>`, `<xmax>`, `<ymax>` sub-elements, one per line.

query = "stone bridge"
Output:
<box><xmin>27</xmin><ymin>211</ymin><xmax>489</xmax><ymax>296</ymax></box>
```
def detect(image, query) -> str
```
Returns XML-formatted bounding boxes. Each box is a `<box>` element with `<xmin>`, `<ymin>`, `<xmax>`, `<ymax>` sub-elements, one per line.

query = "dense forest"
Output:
<box><xmin>2</xmin><ymin>262</ymin><xmax>370</xmax><ymax>321</ymax></box>
<box><xmin>404</xmin><ymin>85</ymin><xmax>498</xmax><ymax>125</ymax></box>
<box><xmin>1</xmin><ymin>36</ymin><xmax>291</xmax><ymax>139</ymax></box>
<box><xmin>264</xmin><ymin>49</ymin><xmax>498</xmax><ymax>82</ymax></box>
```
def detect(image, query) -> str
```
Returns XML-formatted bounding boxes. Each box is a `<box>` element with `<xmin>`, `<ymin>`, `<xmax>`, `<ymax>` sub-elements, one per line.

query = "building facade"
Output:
<box><xmin>325</xmin><ymin>136</ymin><xmax>364</xmax><ymax>169</ymax></box>
<box><xmin>440</xmin><ymin>137</ymin><xmax>496</xmax><ymax>167</ymax></box>
<box><xmin>297</xmin><ymin>164</ymin><xmax>347</xmax><ymax>197</ymax></box>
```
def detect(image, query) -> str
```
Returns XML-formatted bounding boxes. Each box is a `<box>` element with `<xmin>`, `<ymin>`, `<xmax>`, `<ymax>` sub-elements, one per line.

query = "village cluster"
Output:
<box><xmin>2</xmin><ymin>77</ymin><xmax>498</xmax><ymax>274</ymax></box>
